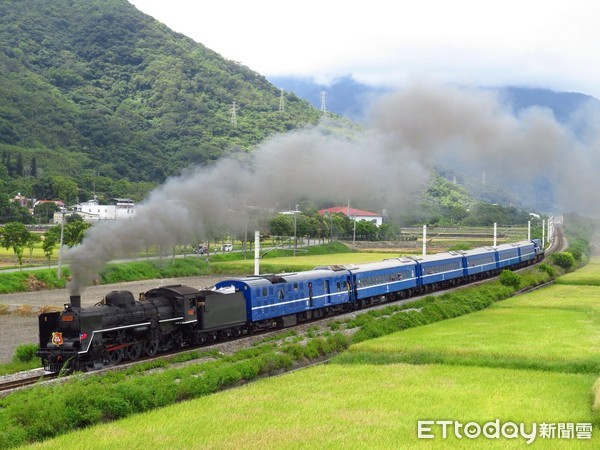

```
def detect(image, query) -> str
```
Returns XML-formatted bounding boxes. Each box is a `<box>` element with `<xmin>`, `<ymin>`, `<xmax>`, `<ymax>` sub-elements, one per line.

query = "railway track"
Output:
<box><xmin>0</xmin><ymin>371</ymin><xmax>56</xmax><ymax>395</ymax></box>
<box><xmin>1</xmin><ymin>227</ymin><xmax>567</xmax><ymax>392</ymax></box>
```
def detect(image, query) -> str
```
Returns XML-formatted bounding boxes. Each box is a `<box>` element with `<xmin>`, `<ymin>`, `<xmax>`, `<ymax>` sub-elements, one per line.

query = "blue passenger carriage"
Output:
<box><xmin>348</xmin><ymin>258</ymin><xmax>418</xmax><ymax>306</ymax></box>
<box><xmin>494</xmin><ymin>242</ymin><xmax>522</xmax><ymax>268</ymax></box>
<box><xmin>417</xmin><ymin>251</ymin><xmax>466</xmax><ymax>290</ymax></box>
<box><xmin>214</xmin><ymin>268</ymin><xmax>352</xmax><ymax>328</ymax></box>
<box><xmin>516</xmin><ymin>240</ymin><xmax>537</xmax><ymax>264</ymax></box>
<box><xmin>461</xmin><ymin>246</ymin><xmax>497</xmax><ymax>279</ymax></box>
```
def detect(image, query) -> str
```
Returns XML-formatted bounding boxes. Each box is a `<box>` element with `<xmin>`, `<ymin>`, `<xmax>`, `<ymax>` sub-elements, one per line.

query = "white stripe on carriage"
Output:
<box><xmin>251</xmin><ymin>293</ymin><xmax>334</xmax><ymax>311</ymax></box>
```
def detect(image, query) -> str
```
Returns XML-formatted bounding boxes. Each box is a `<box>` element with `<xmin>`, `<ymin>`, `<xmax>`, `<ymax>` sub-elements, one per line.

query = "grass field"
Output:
<box><xmin>339</xmin><ymin>285</ymin><xmax>600</xmax><ymax>373</ymax></box>
<box><xmin>220</xmin><ymin>251</ymin><xmax>400</xmax><ymax>269</ymax></box>
<box><xmin>24</xmin><ymin>259</ymin><xmax>600</xmax><ymax>448</ymax></box>
<box><xmin>26</xmin><ymin>364</ymin><xmax>598</xmax><ymax>449</ymax></box>
<box><xmin>556</xmin><ymin>258</ymin><xmax>600</xmax><ymax>286</ymax></box>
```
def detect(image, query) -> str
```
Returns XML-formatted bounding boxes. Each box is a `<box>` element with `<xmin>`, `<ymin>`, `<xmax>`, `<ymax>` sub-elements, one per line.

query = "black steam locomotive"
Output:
<box><xmin>38</xmin><ymin>285</ymin><xmax>247</xmax><ymax>373</ymax></box>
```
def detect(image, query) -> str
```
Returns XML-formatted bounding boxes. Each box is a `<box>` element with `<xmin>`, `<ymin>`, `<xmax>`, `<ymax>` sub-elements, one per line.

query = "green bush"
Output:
<box><xmin>538</xmin><ymin>262</ymin><xmax>555</xmax><ymax>277</ymax></box>
<box><xmin>499</xmin><ymin>270</ymin><xmax>521</xmax><ymax>290</ymax></box>
<box><xmin>12</xmin><ymin>343</ymin><xmax>39</xmax><ymax>363</ymax></box>
<box><xmin>551</xmin><ymin>252</ymin><xmax>576</xmax><ymax>270</ymax></box>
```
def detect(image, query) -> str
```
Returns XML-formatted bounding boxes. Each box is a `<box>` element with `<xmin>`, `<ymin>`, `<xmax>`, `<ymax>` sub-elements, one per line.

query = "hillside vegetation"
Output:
<box><xmin>0</xmin><ymin>0</ymin><xmax>320</xmax><ymax>200</ymax></box>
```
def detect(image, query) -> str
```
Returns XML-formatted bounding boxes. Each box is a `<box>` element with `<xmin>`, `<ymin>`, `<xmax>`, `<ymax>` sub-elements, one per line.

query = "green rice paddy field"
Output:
<box><xmin>27</xmin><ymin>258</ymin><xmax>600</xmax><ymax>449</ymax></box>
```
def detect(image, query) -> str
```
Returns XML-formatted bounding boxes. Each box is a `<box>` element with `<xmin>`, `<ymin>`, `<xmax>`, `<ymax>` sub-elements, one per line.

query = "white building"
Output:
<box><xmin>54</xmin><ymin>198</ymin><xmax>135</xmax><ymax>223</ymax></box>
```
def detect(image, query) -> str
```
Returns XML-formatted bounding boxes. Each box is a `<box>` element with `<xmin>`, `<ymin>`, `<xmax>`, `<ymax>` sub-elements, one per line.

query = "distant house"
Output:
<box><xmin>34</xmin><ymin>199</ymin><xmax>66</xmax><ymax>210</ymax></box>
<box><xmin>53</xmin><ymin>198</ymin><xmax>136</xmax><ymax>223</ymax></box>
<box><xmin>12</xmin><ymin>193</ymin><xmax>29</xmax><ymax>208</ymax></box>
<box><xmin>318</xmin><ymin>207</ymin><xmax>383</xmax><ymax>227</ymax></box>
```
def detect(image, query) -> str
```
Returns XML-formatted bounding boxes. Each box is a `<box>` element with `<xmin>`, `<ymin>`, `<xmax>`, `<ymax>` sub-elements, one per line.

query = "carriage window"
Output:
<box><xmin>262</xmin><ymin>287</ymin><xmax>268</xmax><ymax>297</ymax></box>
<box><xmin>277</xmin><ymin>289</ymin><xmax>284</xmax><ymax>300</ymax></box>
<box><xmin>336</xmin><ymin>281</ymin><xmax>341</xmax><ymax>291</ymax></box>
<box><xmin>293</xmin><ymin>282</ymin><xmax>299</xmax><ymax>291</ymax></box>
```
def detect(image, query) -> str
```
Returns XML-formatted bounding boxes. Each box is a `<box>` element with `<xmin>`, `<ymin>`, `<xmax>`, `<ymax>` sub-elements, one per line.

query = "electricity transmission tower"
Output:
<box><xmin>279</xmin><ymin>89</ymin><xmax>285</xmax><ymax>112</ymax></box>
<box><xmin>231</xmin><ymin>101</ymin><xmax>237</xmax><ymax>126</ymax></box>
<box><xmin>320</xmin><ymin>91</ymin><xmax>327</xmax><ymax>113</ymax></box>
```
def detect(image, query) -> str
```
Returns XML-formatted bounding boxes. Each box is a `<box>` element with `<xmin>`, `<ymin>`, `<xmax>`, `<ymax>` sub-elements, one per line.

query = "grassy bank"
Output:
<box><xmin>24</xmin><ymin>364</ymin><xmax>598</xmax><ymax>449</ymax></box>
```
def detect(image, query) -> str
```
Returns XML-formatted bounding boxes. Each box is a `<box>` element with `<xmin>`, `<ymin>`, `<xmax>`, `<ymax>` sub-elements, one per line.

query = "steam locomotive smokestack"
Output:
<box><xmin>70</xmin><ymin>295</ymin><xmax>81</xmax><ymax>308</ymax></box>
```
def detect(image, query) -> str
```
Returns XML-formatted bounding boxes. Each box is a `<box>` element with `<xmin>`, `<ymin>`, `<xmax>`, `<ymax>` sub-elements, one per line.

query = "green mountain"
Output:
<box><xmin>0</xmin><ymin>0</ymin><xmax>320</xmax><ymax>190</ymax></box>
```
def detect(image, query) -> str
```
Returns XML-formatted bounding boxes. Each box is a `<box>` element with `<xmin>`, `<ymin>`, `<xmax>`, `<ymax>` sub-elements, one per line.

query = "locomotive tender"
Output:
<box><xmin>38</xmin><ymin>239</ymin><xmax>544</xmax><ymax>373</ymax></box>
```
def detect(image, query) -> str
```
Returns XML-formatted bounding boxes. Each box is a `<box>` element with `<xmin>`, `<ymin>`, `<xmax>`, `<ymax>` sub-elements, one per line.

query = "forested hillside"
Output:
<box><xmin>0</xmin><ymin>0</ymin><xmax>320</xmax><ymax>204</ymax></box>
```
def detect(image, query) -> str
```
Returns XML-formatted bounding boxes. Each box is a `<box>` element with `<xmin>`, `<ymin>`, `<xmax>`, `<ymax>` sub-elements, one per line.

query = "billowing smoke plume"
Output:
<box><xmin>66</xmin><ymin>82</ymin><xmax>600</xmax><ymax>293</ymax></box>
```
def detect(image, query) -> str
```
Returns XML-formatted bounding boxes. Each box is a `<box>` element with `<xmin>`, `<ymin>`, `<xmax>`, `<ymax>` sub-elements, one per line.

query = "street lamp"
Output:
<box><xmin>324</xmin><ymin>211</ymin><xmax>333</xmax><ymax>249</ymax></box>
<box><xmin>293</xmin><ymin>204</ymin><xmax>299</xmax><ymax>257</ymax></box>
<box><xmin>57</xmin><ymin>210</ymin><xmax>65</xmax><ymax>279</ymax></box>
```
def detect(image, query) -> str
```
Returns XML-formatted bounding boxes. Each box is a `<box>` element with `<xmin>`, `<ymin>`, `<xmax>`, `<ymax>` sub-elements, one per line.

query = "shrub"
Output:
<box><xmin>538</xmin><ymin>262</ymin><xmax>555</xmax><ymax>277</ymax></box>
<box><xmin>13</xmin><ymin>343</ymin><xmax>39</xmax><ymax>363</ymax></box>
<box><xmin>551</xmin><ymin>252</ymin><xmax>576</xmax><ymax>270</ymax></box>
<box><xmin>499</xmin><ymin>270</ymin><xmax>521</xmax><ymax>290</ymax></box>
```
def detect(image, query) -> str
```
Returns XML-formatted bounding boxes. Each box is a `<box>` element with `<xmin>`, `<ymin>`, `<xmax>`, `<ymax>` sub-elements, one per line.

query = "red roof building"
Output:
<box><xmin>318</xmin><ymin>207</ymin><xmax>383</xmax><ymax>226</ymax></box>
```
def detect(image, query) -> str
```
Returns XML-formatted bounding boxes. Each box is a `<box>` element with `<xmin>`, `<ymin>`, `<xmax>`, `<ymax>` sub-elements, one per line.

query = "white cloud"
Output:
<box><xmin>128</xmin><ymin>0</ymin><xmax>600</xmax><ymax>97</ymax></box>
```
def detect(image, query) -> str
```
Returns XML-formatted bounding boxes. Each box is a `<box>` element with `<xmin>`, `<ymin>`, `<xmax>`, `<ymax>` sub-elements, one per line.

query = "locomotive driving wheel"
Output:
<box><xmin>108</xmin><ymin>348</ymin><xmax>124</xmax><ymax>365</ymax></box>
<box><xmin>126</xmin><ymin>342</ymin><xmax>143</xmax><ymax>361</ymax></box>
<box><xmin>144</xmin><ymin>339</ymin><xmax>159</xmax><ymax>356</ymax></box>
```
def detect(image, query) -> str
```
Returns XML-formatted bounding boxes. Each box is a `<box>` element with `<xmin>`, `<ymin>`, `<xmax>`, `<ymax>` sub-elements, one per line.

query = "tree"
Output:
<box><xmin>30</xmin><ymin>156</ymin><xmax>37</xmax><ymax>178</ymax></box>
<box><xmin>42</xmin><ymin>229</ymin><xmax>59</xmax><ymax>266</ymax></box>
<box><xmin>0</xmin><ymin>222</ymin><xmax>31</xmax><ymax>268</ymax></box>
<box><xmin>269</xmin><ymin>214</ymin><xmax>293</xmax><ymax>238</ymax></box>
<box><xmin>63</xmin><ymin>220</ymin><xmax>92</xmax><ymax>247</ymax></box>
<box><xmin>26</xmin><ymin>232</ymin><xmax>41</xmax><ymax>263</ymax></box>
<box><xmin>355</xmin><ymin>220</ymin><xmax>378</xmax><ymax>241</ymax></box>
<box><xmin>34</xmin><ymin>202</ymin><xmax>59</xmax><ymax>224</ymax></box>
<box><xmin>15</xmin><ymin>153</ymin><xmax>23</xmax><ymax>177</ymax></box>
<box><xmin>551</xmin><ymin>252</ymin><xmax>576</xmax><ymax>270</ymax></box>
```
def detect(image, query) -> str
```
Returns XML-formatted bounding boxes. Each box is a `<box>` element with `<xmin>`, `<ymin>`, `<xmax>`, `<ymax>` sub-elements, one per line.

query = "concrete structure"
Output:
<box><xmin>53</xmin><ymin>198</ymin><xmax>135</xmax><ymax>223</ymax></box>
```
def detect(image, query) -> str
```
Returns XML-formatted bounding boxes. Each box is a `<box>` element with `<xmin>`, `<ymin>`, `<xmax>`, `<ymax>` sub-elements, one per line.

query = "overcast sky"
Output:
<box><xmin>128</xmin><ymin>0</ymin><xmax>600</xmax><ymax>98</ymax></box>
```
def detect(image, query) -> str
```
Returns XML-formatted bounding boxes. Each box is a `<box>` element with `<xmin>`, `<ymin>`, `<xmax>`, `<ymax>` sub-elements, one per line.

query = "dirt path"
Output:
<box><xmin>0</xmin><ymin>276</ymin><xmax>223</xmax><ymax>364</ymax></box>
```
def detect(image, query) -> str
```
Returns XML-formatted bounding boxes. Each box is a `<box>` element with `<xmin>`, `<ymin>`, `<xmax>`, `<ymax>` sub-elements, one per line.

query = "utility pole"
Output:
<box><xmin>293</xmin><ymin>204</ymin><xmax>299</xmax><ymax>256</ymax></box>
<box><xmin>57</xmin><ymin>211</ymin><xmax>65</xmax><ymax>279</ymax></box>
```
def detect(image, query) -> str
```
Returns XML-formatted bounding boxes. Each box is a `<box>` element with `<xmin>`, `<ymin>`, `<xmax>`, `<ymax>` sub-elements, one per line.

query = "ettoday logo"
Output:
<box><xmin>417</xmin><ymin>420</ymin><xmax>592</xmax><ymax>444</ymax></box>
